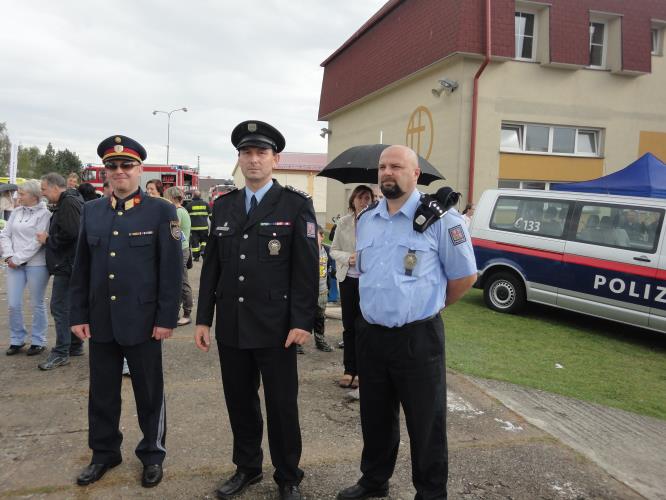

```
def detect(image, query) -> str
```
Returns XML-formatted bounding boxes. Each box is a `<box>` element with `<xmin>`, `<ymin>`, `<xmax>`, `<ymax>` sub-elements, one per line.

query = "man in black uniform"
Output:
<box><xmin>195</xmin><ymin>120</ymin><xmax>318</xmax><ymax>500</ymax></box>
<box><xmin>69</xmin><ymin>135</ymin><xmax>182</xmax><ymax>488</ymax></box>
<box><xmin>187</xmin><ymin>189</ymin><xmax>210</xmax><ymax>261</ymax></box>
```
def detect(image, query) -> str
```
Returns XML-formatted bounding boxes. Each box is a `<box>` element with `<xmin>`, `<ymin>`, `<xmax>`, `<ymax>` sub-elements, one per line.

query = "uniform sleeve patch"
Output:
<box><xmin>170</xmin><ymin>220</ymin><xmax>182</xmax><ymax>240</ymax></box>
<box><xmin>306</xmin><ymin>221</ymin><xmax>316</xmax><ymax>239</ymax></box>
<box><xmin>448</xmin><ymin>225</ymin><xmax>466</xmax><ymax>246</ymax></box>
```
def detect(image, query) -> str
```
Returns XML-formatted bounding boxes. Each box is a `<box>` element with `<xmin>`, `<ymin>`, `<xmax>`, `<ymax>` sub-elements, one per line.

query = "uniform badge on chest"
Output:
<box><xmin>268</xmin><ymin>239</ymin><xmax>281</xmax><ymax>256</ymax></box>
<box><xmin>404</xmin><ymin>250</ymin><xmax>418</xmax><ymax>276</ymax></box>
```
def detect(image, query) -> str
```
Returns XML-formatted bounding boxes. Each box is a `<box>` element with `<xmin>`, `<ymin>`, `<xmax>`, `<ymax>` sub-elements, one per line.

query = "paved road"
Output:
<box><xmin>0</xmin><ymin>263</ymin><xmax>652</xmax><ymax>499</ymax></box>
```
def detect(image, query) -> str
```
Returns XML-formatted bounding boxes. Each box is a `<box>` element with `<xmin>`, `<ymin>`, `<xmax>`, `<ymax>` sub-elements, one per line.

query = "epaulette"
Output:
<box><xmin>213</xmin><ymin>187</ymin><xmax>238</xmax><ymax>204</ymax></box>
<box><xmin>285</xmin><ymin>185</ymin><xmax>311</xmax><ymax>199</ymax></box>
<box><xmin>356</xmin><ymin>200</ymin><xmax>379</xmax><ymax>221</ymax></box>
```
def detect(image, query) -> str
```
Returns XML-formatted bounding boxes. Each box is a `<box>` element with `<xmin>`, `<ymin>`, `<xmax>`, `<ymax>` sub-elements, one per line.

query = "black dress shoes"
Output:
<box><xmin>142</xmin><ymin>464</ymin><xmax>163</xmax><ymax>488</ymax></box>
<box><xmin>76</xmin><ymin>459</ymin><xmax>122</xmax><ymax>486</ymax></box>
<box><xmin>216</xmin><ymin>470</ymin><xmax>263</xmax><ymax>499</ymax></box>
<box><xmin>336</xmin><ymin>482</ymin><xmax>389</xmax><ymax>499</ymax></box>
<box><xmin>6</xmin><ymin>344</ymin><xmax>25</xmax><ymax>356</ymax></box>
<box><xmin>279</xmin><ymin>484</ymin><xmax>302</xmax><ymax>500</ymax></box>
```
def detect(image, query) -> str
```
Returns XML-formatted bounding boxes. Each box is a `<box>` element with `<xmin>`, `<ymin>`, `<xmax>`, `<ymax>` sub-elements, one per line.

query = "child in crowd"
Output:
<box><xmin>300</xmin><ymin>225</ymin><xmax>334</xmax><ymax>354</ymax></box>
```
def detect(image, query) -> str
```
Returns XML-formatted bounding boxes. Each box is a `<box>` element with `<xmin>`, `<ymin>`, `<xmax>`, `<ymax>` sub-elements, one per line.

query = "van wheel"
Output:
<box><xmin>484</xmin><ymin>272</ymin><xmax>526</xmax><ymax>314</ymax></box>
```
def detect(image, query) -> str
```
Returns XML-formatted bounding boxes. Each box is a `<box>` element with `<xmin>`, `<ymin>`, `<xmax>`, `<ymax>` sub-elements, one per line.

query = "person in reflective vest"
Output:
<box><xmin>186</xmin><ymin>190</ymin><xmax>210</xmax><ymax>261</ymax></box>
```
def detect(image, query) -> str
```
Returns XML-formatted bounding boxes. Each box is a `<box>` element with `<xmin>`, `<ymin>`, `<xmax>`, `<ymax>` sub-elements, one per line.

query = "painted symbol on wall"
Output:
<box><xmin>406</xmin><ymin>106</ymin><xmax>434</xmax><ymax>160</ymax></box>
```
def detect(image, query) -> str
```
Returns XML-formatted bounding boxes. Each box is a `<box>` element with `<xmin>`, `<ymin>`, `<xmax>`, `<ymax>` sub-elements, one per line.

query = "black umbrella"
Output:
<box><xmin>317</xmin><ymin>144</ymin><xmax>444</xmax><ymax>185</ymax></box>
<box><xmin>0</xmin><ymin>183</ymin><xmax>18</xmax><ymax>193</ymax></box>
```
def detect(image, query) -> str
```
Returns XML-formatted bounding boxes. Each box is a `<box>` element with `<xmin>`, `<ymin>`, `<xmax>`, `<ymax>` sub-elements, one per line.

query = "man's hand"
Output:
<box><xmin>194</xmin><ymin>325</ymin><xmax>211</xmax><ymax>352</ymax></box>
<box><xmin>152</xmin><ymin>326</ymin><xmax>173</xmax><ymax>340</ymax></box>
<box><xmin>6</xmin><ymin>258</ymin><xmax>18</xmax><ymax>269</ymax></box>
<box><xmin>35</xmin><ymin>231</ymin><xmax>48</xmax><ymax>245</ymax></box>
<box><xmin>285</xmin><ymin>328</ymin><xmax>310</xmax><ymax>348</ymax></box>
<box><xmin>71</xmin><ymin>323</ymin><xmax>91</xmax><ymax>340</ymax></box>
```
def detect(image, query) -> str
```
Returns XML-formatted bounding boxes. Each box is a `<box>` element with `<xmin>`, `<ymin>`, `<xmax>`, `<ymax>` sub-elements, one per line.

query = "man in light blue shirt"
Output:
<box><xmin>337</xmin><ymin>145</ymin><xmax>477</xmax><ymax>500</ymax></box>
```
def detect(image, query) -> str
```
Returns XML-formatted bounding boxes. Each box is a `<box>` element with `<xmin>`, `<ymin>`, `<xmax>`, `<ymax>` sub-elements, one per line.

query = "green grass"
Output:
<box><xmin>444</xmin><ymin>289</ymin><xmax>666</xmax><ymax>420</ymax></box>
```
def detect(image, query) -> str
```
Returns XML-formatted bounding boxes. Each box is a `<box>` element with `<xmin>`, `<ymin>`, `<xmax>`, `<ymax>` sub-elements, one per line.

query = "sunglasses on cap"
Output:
<box><xmin>104</xmin><ymin>160</ymin><xmax>140</xmax><ymax>170</ymax></box>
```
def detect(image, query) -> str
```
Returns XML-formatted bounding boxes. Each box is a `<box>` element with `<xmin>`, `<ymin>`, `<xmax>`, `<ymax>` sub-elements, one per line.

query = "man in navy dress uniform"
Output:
<box><xmin>195</xmin><ymin>120</ymin><xmax>318</xmax><ymax>500</ymax></box>
<box><xmin>69</xmin><ymin>135</ymin><xmax>182</xmax><ymax>488</ymax></box>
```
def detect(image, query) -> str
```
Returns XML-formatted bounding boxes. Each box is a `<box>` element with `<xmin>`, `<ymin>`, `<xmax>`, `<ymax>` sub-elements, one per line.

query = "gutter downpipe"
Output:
<box><xmin>468</xmin><ymin>0</ymin><xmax>492</xmax><ymax>204</ymax></box>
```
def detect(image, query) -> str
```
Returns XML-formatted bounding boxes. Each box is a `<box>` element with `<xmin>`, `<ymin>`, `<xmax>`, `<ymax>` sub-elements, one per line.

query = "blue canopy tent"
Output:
<box><xmin>551</xmin><ymin>153</ymin><xmax>666</xmax><ymax>199</ymax></box>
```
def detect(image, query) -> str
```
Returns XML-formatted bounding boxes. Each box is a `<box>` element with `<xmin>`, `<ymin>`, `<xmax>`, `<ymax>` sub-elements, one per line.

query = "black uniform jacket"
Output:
<box><xmin>69</xmin><ymin>190</ymin><xmax>183</xmax><ymax>346</ymax></box>
<box><xmin>196</xmin><ymin>181</ymin><xmax>319</xmax><ymax>349</ymax></box>
<box><xmin>45</xmin><ymin>189</ymin><xmax>84</xmax><ymax>276</ymax></box>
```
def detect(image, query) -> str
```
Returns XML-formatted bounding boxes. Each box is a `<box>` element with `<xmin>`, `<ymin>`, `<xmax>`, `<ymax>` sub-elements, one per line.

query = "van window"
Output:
<box><xmin>574</xmin><ymin>203</ymin><xmax>663</xmax><ymax>253</ymax></box>
<box><xmin>490</xmin><ymin>196</ymin><xmax>572</xmax><ymax>238</ymax></box>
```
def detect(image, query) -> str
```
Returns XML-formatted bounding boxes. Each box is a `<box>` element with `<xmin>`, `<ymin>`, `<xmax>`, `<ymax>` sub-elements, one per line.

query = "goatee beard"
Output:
<box><xmin>380</xmin><ymin>182</ymin><xmax>404</xmax><ymax>199</ymax></box>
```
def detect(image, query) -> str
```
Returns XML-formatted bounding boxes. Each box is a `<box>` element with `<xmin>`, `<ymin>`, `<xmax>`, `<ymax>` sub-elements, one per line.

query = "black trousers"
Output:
<box><xmin>88</xmin><ymin>338</ymin><xmax>166</xmax><ymax>466</ymax></box>
<box><xmin>339</xmin><ymin>277</ymin><xmax>360</xmax><ymax>375</ymax></box>
<box><xmin>190</xmin><ymin>230</ymin><xmax>208</xmax><ymax>259</ymax></box>
<box><xmin>356</xmin><ymin>315</ymin><xmax>448</xmax><ymax>500</ymax></box>
<box><xmin>217</xmin><ymin>342</ymin><xmax>304</xmax><ymax>486</ymax></box>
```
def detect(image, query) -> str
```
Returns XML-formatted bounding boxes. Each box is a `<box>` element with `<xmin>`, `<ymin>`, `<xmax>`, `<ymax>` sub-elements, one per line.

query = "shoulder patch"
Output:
<box><xmin>356</xmin><ymin>200</ymin><xmax>379</xmax><ymax>221</ymax></box>
<box><xmin>448</xmin><ymin>224</ymin><xmax>466</xmax><ymax>246</ymax></box>
<box><xmin>285</xmin><ymin>185</ymin><xmax>311</xmax><ymax>199</ymax></box>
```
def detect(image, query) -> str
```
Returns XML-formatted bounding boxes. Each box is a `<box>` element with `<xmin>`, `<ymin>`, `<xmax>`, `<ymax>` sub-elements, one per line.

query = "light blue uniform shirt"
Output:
<box><xmin>244</xmin><ymin>180</ymin><xmax>274</xmax><ymax>213</ymax></box>
<box><xmin>356</xmin><ymin>189</ymin><xmax>477</xmax><ymax>327</ymax></box>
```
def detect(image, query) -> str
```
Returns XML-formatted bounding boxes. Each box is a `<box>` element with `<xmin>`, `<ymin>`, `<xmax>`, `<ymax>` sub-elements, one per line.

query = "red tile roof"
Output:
<box><xmin>276</xmin><ymin>152</ymin><xmax>327</xmax><ymax>172</ymax></box>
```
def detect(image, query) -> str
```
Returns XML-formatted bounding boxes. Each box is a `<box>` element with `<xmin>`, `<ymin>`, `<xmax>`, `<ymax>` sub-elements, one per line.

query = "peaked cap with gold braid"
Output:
<box><xmin>97</xmin><ymin>135</ymin><xmax>147</xmax><ymax>163</ymax></box>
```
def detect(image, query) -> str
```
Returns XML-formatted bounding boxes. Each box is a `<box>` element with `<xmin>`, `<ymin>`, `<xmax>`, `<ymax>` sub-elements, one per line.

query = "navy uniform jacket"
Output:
<box><xmin>69</xmin><ymin>190</ymin><xmax>183</xmax><ymax>346</ymax></box>
<box><xmin>196</xmin><ymin>181</ymin><xmax>318</xmax><ymax>349</ymax></box>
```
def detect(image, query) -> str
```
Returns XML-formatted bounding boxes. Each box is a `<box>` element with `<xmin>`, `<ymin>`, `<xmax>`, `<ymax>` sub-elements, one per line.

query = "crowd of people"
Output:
<box><xmin>1</xmin><ymin>122</ymin><xmax>477</xmax><ymax>500</ymax></box>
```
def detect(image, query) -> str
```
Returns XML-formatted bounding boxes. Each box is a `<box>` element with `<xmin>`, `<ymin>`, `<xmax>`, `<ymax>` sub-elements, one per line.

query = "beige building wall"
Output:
<box><xmin>324</xmin><ymin>52</ymin><xmax>666</xmax><ymax>221</ymax></box>
<box><xmin>324</xmin><ymin>57</ymin><xmax>466</xmax><ymax>221</ymax></box>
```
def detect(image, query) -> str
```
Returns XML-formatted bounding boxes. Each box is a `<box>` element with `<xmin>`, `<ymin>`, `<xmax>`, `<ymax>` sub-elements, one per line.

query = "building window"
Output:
<box><xmin>515</xmin><ymin>11</ymin><xmax>536</xmax><ymax>60</ymax></box>
<box><xmin>500</xmin><ymin>124</ymin><xmax>522</xmax><ymax>149</ymax></box>
<box><xmin>653</xmin><ymin>25</ymin><xmax>664</xmax><ymax>56</ymax></box>
<box><xmin>501</xmin><ymin>123</ymin><xmax>602</xmax><ymax>157</ymax></box>
<box><xmin>589</xmin><ymin>21</ymin><xmax>607</xmax><ymax>68</ymax></box>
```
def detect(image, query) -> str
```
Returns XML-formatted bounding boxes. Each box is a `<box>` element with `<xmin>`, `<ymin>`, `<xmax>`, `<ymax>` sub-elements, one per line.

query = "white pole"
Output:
<box><xmin>379</xmin><ymin>130</ymin><xmax>383</xmax><ymax>144</ymax></box>
<box><xmin>9</xmin><ymin>143</ymin><xmax>18</xmax><ymax>184</ymax></box>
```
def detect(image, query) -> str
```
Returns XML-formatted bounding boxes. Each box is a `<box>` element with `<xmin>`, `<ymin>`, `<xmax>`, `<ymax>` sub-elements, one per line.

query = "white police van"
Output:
<box><xmin>471</xmin><ymin>189</ymin><xmax>666</xmax><ymax>333</ymax></box>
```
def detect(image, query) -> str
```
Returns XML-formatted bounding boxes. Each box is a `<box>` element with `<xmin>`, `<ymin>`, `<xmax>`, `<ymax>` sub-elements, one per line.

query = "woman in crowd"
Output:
<box><xmin>164</xmin><ymin>186</ymin><xmax>193</xmax><ymax>326</ymax></box>
<box><xmin>330</xmin><ymin>185</ymin><xmax>375</xmax><ymax>388</ymax></box>
<box><xmin>145</xmin><ymin>179</ymin><xmax>164</xmax><ymax>197</ymax></box>
<box><xmin>0</xmin><ymin>180</ymin><xmax>52</xmax><ymax>355</ymax></box>
<box><xmin>462</xmin><ymin>203</ymin><xmax>475</xmax><ymax>227</ymax></box>
<box><xmin>0</xmin><ymin>190</ymin><xmax>15</xmax><ymax>221</ymax></box>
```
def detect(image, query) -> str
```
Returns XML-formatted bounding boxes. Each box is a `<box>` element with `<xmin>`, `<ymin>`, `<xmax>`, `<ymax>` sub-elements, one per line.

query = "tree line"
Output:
<box><xmin>0</xmin><ymin>122</ymin><xmax>83</xmax><ymax>180</ymax></box>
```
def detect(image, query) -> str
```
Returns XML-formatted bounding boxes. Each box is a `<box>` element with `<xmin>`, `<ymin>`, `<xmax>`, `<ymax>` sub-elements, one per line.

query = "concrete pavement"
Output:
<box><xmin>0</xmin><ymin>263</ymin><xmax>658</xmax><ymax>499</ymax></box>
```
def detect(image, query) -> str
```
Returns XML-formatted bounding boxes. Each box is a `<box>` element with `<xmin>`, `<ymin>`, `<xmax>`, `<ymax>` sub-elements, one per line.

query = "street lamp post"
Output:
<box><xmin>152</xmin><ymin>107</ymin><xmax>188</xmax><ymax>164</ymax></box>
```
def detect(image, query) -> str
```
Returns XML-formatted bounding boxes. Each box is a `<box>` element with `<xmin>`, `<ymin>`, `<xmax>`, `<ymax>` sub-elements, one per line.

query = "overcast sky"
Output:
<box><xmin>1</xmin><ymin>0</ymin><xmax>387</xmax><ymax>177</ymax></box>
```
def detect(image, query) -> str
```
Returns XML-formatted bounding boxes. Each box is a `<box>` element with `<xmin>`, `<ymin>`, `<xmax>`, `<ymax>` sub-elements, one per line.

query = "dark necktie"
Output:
<box><xmin>248</xmin><ymin>194</ymin><xmax>258</xmax><ymax>216</ymax></box>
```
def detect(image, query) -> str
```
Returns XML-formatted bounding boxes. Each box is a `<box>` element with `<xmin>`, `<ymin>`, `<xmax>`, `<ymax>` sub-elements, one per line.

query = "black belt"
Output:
<box><xmin>366</xmin><ymin>313</ymin><xmax>439</xmax><ymax>331</ymax></box>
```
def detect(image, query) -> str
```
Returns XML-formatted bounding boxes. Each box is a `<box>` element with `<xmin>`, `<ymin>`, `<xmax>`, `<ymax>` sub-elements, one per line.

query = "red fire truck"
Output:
<box><xmin>82</xmin><ymin>164</ymin><xmax>199</xmax><ymax>198</ymax></box>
